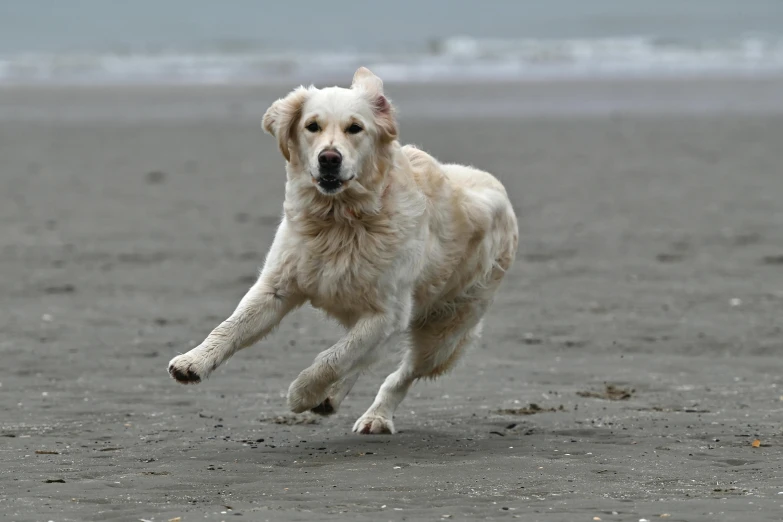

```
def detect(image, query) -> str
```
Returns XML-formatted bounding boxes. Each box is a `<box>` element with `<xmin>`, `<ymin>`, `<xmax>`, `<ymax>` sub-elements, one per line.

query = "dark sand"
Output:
<box><xmin>1</xmin><ymin>79</ymin><xmax>783</xmax><ymax>521</ymax></box>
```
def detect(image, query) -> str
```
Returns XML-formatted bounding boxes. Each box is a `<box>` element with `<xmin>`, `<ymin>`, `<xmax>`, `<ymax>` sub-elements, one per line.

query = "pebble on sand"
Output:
<box><xmin>145</xmin><ymin>170</ymin><xmax>167</xmax><ymax>184</ymax></box>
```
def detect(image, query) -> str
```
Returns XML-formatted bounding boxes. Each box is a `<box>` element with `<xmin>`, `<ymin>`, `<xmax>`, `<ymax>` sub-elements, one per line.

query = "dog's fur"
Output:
<box><xmin>168</xmin><ymin>68</ymin><xmax>518</xmax><ymax>434</ymax></box>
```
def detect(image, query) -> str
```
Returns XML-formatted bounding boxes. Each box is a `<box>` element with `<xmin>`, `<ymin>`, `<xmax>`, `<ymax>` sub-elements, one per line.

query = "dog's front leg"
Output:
<box><xmin>168</xmin><ymin>220</ymin><xmax>303</xmax><ymax>384</ymax></box>
<box><xmin>168</xmin><ymin>277</ymin><xmax>303</xmax><ymax>384</ymax></box>
<box><xmin>287</xmin><ymin>297</ymin><xmax>411</xmax><ymax>413</ymax></box>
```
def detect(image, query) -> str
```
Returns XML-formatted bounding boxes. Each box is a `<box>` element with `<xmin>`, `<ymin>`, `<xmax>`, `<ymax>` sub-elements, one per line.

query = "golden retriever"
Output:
<box><xmin>168</xmin><ymin>67</ymin><xmax>518</xmax><ymax>434</ymax></box>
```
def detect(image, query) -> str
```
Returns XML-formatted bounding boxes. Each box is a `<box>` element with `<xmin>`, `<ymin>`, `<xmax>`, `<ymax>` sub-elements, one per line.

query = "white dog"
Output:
<box><xmin>168</xmin><ymin>67</ymin><xmax>518</xmax><ymax>434</ymax></box>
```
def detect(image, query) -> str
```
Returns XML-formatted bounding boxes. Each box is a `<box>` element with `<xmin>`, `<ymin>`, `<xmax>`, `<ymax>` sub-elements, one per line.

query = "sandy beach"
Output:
<box><xmin>2</xmin><ymin>78</ymin><xmax>783</xmax><ymax>521</ymax></box>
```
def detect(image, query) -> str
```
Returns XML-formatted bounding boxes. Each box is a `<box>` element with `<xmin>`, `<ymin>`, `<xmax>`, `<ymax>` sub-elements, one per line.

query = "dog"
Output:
<box><xmin>168</xmin><ymin>67</ymin><xmax>518</xmax><ymax>434</ymax></box>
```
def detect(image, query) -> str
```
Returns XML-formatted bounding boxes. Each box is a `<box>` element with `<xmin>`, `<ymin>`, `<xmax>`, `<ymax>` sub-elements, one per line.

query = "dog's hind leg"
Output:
<box><xmin>353</xmin><ymin>299</ymin><xmax>488</xmax><ymax>434</ymax></box>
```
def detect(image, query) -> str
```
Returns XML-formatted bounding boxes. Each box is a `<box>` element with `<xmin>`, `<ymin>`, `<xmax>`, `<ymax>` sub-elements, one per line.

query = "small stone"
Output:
<box><xmin>523</xmin><ymin>333</ymin><xmax>543</xmax><ymax>345</ymax></box>
<box><xmin>146</xmin><ymin>170</ymin><xmax>167</xmax><ymax>184</ymax></box>
<box><xmin>44</xmin><ymin>284</ymin><xmax>75</xmax><ymax>294</ymax></box>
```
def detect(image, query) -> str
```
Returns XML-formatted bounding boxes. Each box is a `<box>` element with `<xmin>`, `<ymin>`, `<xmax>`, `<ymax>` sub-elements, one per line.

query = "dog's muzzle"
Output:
<box><xmin>316</xmin><ymin>149</ymin><xmax>345</xmax><ymax>193</ymax></box>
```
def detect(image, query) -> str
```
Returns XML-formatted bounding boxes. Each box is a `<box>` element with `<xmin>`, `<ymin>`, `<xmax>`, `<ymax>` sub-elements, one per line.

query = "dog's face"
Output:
<box><xmin>297</xmin><ymin>88</ymin><xmax>378</xmax><ymax>195</ymax></box>
<box><xmin>263</xmin><ymin>67</ymin><xmax>397</xmax><ymax>196</ymax></box>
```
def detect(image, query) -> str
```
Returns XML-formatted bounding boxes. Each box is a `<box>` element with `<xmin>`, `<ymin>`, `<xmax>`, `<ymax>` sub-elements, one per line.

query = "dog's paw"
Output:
<box><xmin>287</xmin><ymin>374</ymin><xmax>329</xmax><ymax>413</ymax></box>
<box><xmin>353</xmin><ymin>413</ymin><xmax>395</xmax><ymax>435</ymax></box>
<box><xmin>168</xmin><ymin>353</ymin><xmax>208</xmax><ymax>384</ymax></box>
<box><xmin>310</xmin><ymin>374</ymin><xmax>358</xmax><ymax>416</ymax></box>
<box><xmin>310</xmin><ymin>397</ymin><xmax>337</xmax><ymax>416</ymax></box>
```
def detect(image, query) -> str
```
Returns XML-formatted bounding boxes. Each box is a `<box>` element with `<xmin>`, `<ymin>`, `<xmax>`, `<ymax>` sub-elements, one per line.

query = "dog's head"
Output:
<box><xmin>262</xmin><ymin>67</ymin><xmax>397</xmax><ymax>196</ymax></box>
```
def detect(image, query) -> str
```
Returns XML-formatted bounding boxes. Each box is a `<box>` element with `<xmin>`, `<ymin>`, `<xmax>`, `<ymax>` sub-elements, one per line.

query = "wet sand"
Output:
<box><xmin>1</xmin><ymin>79</ymin><xmax>783</xmax><ymax>521</ymax></box>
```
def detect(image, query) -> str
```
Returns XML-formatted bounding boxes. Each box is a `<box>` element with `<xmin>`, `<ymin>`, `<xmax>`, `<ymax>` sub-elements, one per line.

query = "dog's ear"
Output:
<box><xmin>262</xmin><ymin>86</ymin><xmax>310</xmax><ymax>162</ymax></box>
<box><xmin>352</xmin><ymin>67</ymin><xmax>384</xmax><ymax>95</ymax></box>
<box><xmin>352</xmin><ymin>67</ymin><xmax>397</xmax><ymax>143</ymax></box>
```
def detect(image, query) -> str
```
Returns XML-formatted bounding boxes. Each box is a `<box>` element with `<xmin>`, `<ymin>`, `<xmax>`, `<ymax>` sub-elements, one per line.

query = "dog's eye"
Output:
<box><xmin>306</xmin><ymin>122</ymin><xmax>320</xmax><ymax>133</ymax></box>
<box><xmin>346</xmin><ymin>123</ymin><xmax>363</xmax><ymax>134</ymax></box>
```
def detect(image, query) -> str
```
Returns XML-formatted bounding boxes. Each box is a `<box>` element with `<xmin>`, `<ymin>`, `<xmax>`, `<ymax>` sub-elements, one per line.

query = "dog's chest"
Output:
<box><xmin>293</xmin><ymin>221</ymin><xmax>398</xmax><ymax>311</ymax></box>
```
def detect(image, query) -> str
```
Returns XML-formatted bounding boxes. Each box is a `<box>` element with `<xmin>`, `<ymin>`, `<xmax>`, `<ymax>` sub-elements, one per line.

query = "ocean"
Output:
<box><xmin>1</xmin><ymin>0</ymin><xmax>782</xmax><ymax>85</ymax></box>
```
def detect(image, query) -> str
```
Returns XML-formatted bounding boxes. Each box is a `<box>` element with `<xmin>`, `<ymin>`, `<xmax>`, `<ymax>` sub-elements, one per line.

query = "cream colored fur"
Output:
<box><xmin>168</xmin><ymin>67</ymin><xmax>518</xmax><ymax>434</ymax></box>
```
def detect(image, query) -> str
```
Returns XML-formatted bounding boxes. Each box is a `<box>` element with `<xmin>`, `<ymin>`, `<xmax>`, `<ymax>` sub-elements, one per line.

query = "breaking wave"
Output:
<box><xmin>2</xmin><ymin>35</ymin><xmax>783</xmax><ymax>85</ymax></box>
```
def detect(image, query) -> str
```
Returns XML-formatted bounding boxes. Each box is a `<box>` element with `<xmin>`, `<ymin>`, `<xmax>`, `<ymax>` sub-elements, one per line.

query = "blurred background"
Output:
<box><xmin>1</xmin><ymin>0</ymin><xmax>782</xmax><ymax>85</ymax></box>
<box><xmin>3</xmin><ymin>2</ymin><xmax>783</xmax><ymax>520</ymax></box>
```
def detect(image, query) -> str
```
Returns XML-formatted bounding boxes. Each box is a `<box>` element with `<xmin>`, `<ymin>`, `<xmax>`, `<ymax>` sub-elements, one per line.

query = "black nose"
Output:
<box><xmin>318</xmin><ymin>150</ymin><xmax>342</xmax><ymax>170</ymax></box>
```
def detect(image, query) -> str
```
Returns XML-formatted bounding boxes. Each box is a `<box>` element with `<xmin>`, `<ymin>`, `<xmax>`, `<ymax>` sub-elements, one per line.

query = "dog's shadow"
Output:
<box><xmin>195</xmin><ymin>422</ymin><xmax>627</xmax><ymax>470</ymax></box>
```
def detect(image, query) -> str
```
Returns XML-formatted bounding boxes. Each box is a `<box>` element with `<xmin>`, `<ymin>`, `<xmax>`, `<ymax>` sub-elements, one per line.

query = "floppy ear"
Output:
<box><xmin>352</xmin><ymin>67</ymin><xmax>397</xmax><ymax>142</ymax></box>
<box><xmin>262</xmin><ymin>86</ymin><xmax>310</xmax><ymax>162</ymax></box>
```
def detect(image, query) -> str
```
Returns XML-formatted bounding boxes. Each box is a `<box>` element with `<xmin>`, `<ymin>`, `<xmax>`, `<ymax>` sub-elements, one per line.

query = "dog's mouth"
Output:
<box><xmin>317</xmin><ymin>174</ymin><xmax>343</xmax><ymax>193</ymax></box>
<box><xmin>315</xmin><ymin>174</ymin><xmax>354</xmax><ymax>194</ymax></box>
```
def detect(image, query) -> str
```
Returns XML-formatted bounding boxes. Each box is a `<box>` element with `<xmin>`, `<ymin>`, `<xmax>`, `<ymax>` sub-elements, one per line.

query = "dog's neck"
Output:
<box><xmin>330</xmin><ymin>182</ymin><xmax>392</xmax><ymax>219</ymax></box>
